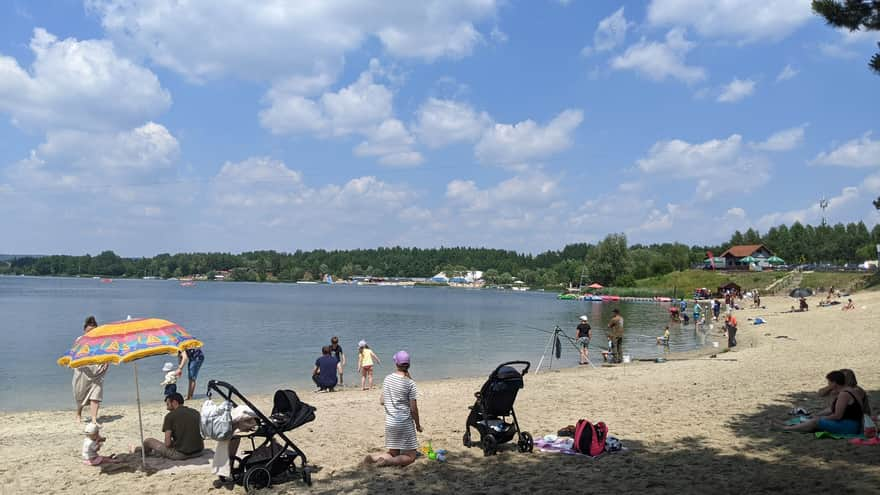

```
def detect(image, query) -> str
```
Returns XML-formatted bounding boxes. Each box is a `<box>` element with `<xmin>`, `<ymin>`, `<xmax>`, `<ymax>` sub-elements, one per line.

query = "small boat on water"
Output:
<box><xmin>557</xmin><ymin>293</ymin><xmax>577</xmax><ymax>300</ymax></box>
<box><xmin>180</xmin><ymin>281</ymin><xmax>195</xmax><ymax>287</ymax></box>
<box><xmin>100</xmin><ymin>278</ymin><xmax>112</xmax><ymax>283</ymax></box>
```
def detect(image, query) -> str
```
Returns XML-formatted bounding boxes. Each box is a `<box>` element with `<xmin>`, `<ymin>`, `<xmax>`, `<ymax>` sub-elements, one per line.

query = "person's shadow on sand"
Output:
<box><xmin>100</xmin><ymin>449</ymin><xmax>214</xmax><ymax>476</ymax></box>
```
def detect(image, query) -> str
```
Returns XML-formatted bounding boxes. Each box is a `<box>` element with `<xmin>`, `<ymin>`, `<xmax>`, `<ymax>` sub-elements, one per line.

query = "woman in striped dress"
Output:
<box><xmin>364</xmin><ymin>350</ymin><xmax>422</xmax><ymax>467</ymax></box>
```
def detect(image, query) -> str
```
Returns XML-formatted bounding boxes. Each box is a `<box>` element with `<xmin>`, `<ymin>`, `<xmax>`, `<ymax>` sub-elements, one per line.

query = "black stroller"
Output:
<box><xmin>463</xmin><ymin>361</ymin><xmax>534</xmax><ymax>456</ymax></box>
<box><xmin>207</xmin><ymin>380</ymin><xmax>316</xmax><ymax>492</ymax></box>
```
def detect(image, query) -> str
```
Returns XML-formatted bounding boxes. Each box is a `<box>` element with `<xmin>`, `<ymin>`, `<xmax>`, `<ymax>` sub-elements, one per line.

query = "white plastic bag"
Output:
<box><xmin>200</xmin><ymin>399</ymin><xmax>234</xmax><ymax>440</ymax></box>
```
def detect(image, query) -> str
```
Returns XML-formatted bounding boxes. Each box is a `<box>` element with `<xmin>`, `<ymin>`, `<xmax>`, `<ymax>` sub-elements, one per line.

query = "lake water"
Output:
<box><xmin>0</xmin><ymin>276</ymin><xmax>711</xmax><ymax>411</ymax></box>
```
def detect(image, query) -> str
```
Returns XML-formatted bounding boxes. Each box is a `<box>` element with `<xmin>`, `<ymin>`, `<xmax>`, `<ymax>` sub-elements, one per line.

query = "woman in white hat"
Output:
<box><xmin>357</xmin><ymin>340</ymin><xmax>381</xmax><ymax>391</ymax></box>
<box><xmin>576</xmin><ymin>315</ymin><xmax>592</xmax><ymax>365</ymax></box>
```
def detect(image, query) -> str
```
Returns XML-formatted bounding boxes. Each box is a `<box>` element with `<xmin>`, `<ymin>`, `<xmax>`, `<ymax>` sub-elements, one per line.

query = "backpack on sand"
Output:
<box><xmin>573</xmin><ymin>419</ymin><xmax>608</xmax><ymax>456</ymax></box>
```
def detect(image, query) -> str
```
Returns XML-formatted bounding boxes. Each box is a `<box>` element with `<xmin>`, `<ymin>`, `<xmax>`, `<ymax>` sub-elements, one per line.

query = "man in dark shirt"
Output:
<box><xmin>329</xmin><ymin>336</ymin><xmax>346</xmax><ymax>386</ymax></box>
<box><xmin>313</xmin><ymin>346</ymin><xmax>340</xmax><ymax>392</ymax></box>
<box><xmin>141</xmin><ymin>393</ymin><xmax>204</xmax><ymax>459</ymax></box>
<box><xmin>576</xmin><ymin>315</ymin><xmax>592</xmax><ymax>365</ymax></box>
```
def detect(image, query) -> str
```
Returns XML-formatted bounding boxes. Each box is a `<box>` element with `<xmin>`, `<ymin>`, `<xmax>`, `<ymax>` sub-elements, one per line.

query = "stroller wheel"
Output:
<box><xmin>518</xmin><ymin>432</ymin><xmax>534</xmax><ymax>453</ymax></box>
<box><xmin>302</xmin><ymin>466</ymin><xmax>313</xmax><ymax>486</ymax></box>
<box><xmin>482</xmin><ymin>434</ymin><xmax>497</xmax><ymax>457</ymax></box>
<box><xmin>244</xmin><ymin>466</ymin><xmax>271</xmax><ymax>493</ymax></box>
<box><xmin>463</xmin><ymin>430</ymin><xmax>472</xmax><ymax>448</ymax></box>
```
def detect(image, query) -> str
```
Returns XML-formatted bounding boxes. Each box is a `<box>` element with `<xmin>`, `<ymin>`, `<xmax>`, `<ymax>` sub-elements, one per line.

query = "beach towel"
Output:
<box><xmin>814</xmin><ymin>431</ymin><xmax>864</xmax><ymax>440</ymax></box>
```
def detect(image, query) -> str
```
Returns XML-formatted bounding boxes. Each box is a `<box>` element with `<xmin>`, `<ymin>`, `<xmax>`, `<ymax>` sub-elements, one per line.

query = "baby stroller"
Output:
<box><xmin>207</xmin><ymin>380</ymin><xmax>316</xmax><ymax>492</ymax></box>
<box><xmin>463</xmin><ymin>361</ymin><xmax>533</xmax><ymax>456</ymax></box>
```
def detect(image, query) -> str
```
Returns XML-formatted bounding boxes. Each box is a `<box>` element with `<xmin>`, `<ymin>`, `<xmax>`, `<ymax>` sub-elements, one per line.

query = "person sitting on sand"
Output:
<box><xmin>799</xmin><ymin>297</ymin><xmax>809</xmax><ymax>312</ymax></box>
<box><xmin>785</xmin><ymin>371</ymin><xmax>863</xmax><ymax>435</ymax></box>
<box><xmin>138</xmin><ymin>393</ymin><xmax>204</xmax><ymax>460</ymax></box>
<box><xmin>82</xmin><ymin>423</ymin><xmax>119</xmax><ymax>465</ymax></box>
<box><xmin>364</xmin><ymin>351</ymin><xmax>422</xmax><ymax>467</ymax></box>
<box><xmin>601</xmin><ymin>339</ymin><xmax>613</xmax><ymax>362</ymax></box>
<box><xmin>818</xmin><ymin>369</ymin><xmax>871</xmax><ymax>417</ymax></box>
<box><xmin>842</xmin><ymin>299</ymin><xmax>855</xmax><ymax>311</ymax></box>
<box><xmin>313</xmin><ymin>346</ymin><xmax>340</xmax><ymax>392</ymax></box>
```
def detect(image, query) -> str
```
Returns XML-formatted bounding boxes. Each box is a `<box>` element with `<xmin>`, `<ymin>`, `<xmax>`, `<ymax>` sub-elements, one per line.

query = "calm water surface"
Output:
<box><xmin>0</xmin><ymin>276</ymin><xmax>710</xmax><ymax>411</ymax></box>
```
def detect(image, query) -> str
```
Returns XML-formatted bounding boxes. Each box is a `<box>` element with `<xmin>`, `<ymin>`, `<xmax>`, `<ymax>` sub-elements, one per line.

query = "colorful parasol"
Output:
<box><xmin>588</xmin><ymin>283</ymin><xmax>604</xmax><ymax>289</ymax></box>
<box><xmin>57</xmin><ymin>318</ymin><xmax>202</xmax><ymax>368</ymax></box>
<box><xmin>58</xmin><ymin>317</ymin><xmax>202</xmax><ymax>469</ymax></box>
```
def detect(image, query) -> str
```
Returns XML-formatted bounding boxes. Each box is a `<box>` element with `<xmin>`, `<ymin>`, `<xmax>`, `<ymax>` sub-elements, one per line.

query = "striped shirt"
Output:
<box><xmin>382</xmin><ymin>373</ymin><xmax>419</xmax><ymax>450</ymax></box>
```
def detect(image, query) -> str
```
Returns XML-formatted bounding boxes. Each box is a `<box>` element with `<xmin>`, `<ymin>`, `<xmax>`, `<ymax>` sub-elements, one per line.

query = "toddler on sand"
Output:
<box><xmin>82</xmin><ymin>423</ymin><xmax>118</xmax><ymax>465</ymax></box>
<box><xmin>161</xmin><ymin>362</ymin><xmax>178</xmax><ymax>397</ymax></box>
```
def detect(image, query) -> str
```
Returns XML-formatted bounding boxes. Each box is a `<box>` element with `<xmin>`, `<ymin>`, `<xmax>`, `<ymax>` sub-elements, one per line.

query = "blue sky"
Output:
<box><xmin>1</xmin><ymin>0</ymin><xmax>879</xmax><ymax>256</ymax></box>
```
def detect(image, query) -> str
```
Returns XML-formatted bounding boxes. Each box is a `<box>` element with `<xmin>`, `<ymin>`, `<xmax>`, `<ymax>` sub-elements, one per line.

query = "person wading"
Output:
<box><xmin>607</xmin><ymin>308</ymin><xmax>625</xmax><ymax>364</ymax></box>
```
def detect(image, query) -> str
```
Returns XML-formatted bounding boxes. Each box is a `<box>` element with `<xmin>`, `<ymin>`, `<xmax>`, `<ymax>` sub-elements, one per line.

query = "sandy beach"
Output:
<box><xmin>3</xmin><ymin>292</ymin><xmax>880</xmax><ymax>494</ymax></box>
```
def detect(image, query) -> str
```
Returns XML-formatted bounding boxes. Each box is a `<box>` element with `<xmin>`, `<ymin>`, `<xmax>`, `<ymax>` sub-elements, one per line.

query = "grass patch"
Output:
<box><xmin>799</xmin><ymin>272</ymin><xmax>870</xmax><ymax>292</ymax></box>
<box><xmin>633</xmin><ymin>270</ymin><xmax>786</xmax><ymax>293</ymax></box>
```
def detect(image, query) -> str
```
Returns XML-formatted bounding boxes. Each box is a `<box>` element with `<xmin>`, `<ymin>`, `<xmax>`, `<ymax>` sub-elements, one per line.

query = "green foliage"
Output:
<box><xmin>4</xmin><ymin>220</ymin><xmax>878</xmax><ymax>288</ymax></box>
<box><xmin>812</xmin><ymin>0</ymin><xmax>880</xmax><ymax>75</ymax></box>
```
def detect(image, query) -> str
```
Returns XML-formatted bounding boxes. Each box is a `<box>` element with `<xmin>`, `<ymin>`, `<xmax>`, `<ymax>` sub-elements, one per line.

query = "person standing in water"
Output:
<box><xmin>607</xmin><ymin>308</ymin><xmax>624</xmax><ymax>364</ymax></box>
<box><xmin>576</xmin><ymin>316</ymin><xmax>592</xmax><ymax>365</ymax></box>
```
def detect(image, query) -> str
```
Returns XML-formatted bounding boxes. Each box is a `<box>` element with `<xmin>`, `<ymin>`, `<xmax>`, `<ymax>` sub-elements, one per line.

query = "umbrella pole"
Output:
<box><xmin>133</xmin><ymin>362</ymin><xmax>147</xmax><ymax>469</ymax></box>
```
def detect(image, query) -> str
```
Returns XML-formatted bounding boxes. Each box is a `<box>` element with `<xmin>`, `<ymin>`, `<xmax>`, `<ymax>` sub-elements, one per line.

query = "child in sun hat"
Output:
<box><xmin>160</xmin><ymin>362</ymin><xmax>178</xmax><ymax>397</ymax></box>
<box><xmin>82</xmin><ymin>423</ymin><xmax>118</xmax><ymax>465</ymax></box>
<box><xmin>357</xmin><ymin>340</ymin><xmax>382</xmax><ymax>391</ymax></box>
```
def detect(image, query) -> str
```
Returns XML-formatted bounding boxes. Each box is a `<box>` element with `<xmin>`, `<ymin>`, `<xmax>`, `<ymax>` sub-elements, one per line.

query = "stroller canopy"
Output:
<box><xmin>480</xmin><ymin>366</ymin><xmax>524</xmax><ymax>416</ymax></box>
<box><xmin>271</xmin><ymin>389</ymin><xmax>316</xmax><ymax>431</ymax></box>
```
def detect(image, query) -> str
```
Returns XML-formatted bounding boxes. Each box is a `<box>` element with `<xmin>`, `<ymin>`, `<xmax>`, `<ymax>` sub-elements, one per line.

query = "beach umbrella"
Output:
<box><xmin>57</xmin><ymin>317</ymin><xmax>202</xmax><ymax>469</ymax></box>
<box><xmin>588</xmin><ymin>283</ymin><xmax>604</xmax><ymax>289</ymax></box>
<box><xmin>739</xmin><ymin>256</ymin><xmax>758</xmax><ymax>263</ymax></box>
<box><xmin>789</xmin><ymin>288</ymin><xmax>813</xmax><ymax>298</ymax></box>
<box><xmin>767</xmin><ymin>256</ymin><xmax>785</xmax><ymax>265</ymax></box>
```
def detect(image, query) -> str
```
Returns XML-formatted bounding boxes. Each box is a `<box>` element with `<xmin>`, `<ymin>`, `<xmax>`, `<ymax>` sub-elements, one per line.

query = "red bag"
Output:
<box><xmin>573</xmin><ymin>419</ymin><xmax>607</xmax><ymax>456</ymax></box>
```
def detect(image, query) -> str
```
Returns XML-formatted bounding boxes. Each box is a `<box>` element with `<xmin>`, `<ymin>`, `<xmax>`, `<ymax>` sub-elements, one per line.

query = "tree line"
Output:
<box><xmin>2</xmin><ymin>220</ymin><xmax>878</xmax><ymax>287</ymax></box>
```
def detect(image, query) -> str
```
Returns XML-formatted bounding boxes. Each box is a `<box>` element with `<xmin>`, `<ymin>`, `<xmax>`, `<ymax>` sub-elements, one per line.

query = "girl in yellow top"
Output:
<box><xmin>358</xmin><ymin>340</ymin><xmax>381</xmax><ymax>391</ymax></box>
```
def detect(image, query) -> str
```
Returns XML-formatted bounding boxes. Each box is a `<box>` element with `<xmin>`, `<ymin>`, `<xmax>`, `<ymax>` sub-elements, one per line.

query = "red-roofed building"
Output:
<box><xmin>718</xmin><ymin>244</ymin><xmax>775</xmax><ymax>267</ymax></box>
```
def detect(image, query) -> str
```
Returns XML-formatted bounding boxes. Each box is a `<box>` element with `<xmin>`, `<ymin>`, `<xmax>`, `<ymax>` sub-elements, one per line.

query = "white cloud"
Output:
<box><xmin>819</xmin><ymin>42</ymin><xmax>859</xmax><ymax>59</ymax></box>
<box><xmin>210</xmin><ymin>157</ymin><xmax>416</xmax><ymax>235</ymax></box>
<box><xmin>646</xmin><ymin>0</ymin><xmax>813</xmax><ymax>43</ymax></box>
<box><xmin>776</xmin><ymin>64</ymin><xmax>798</xmax><ymax>82</ymax></box>
<box><xmin>261</xmin><ymin>64</ymin><xmax>393</xmax><ymax>137</ymax></box>
<box><xmin>6</xmin><ymin>122</ymin><xmax>180</xmax><ymax>189</ymax></box>
<box><xmin>446</xmin><ymin>174</ymin><xmax>560</xmax><ymax>212</ymax></box>
<box><xmin>87</xmin><ymin>0</ymin><xmax>498</xmax><ymax>83</ymax></box>
<box><xmin>639</xmin><ymin>203</ymin><xmax>681</xmax><ymax>232</ymax></box>
<box><xmin>812</xmin><ymin>132</ymin><xmax>880</xmax><ymax>168</ymax></box>
<box><xmin>260</xmin><ymin>62</ymin><xmax>420</xmax><ymax>165</ymax></box>
<box><xmin>751</xmin><ymin>125</ymin><xmax>806</xmax><ymax>152</ymax></box>
<box><xmin>475</xmin><ymin>109</ymin><xmax>583</xmax><ymax>166</ymax></box>
<box><xmin>637</xmin><ymin>134</ymin><xmax>771</xmax><ymax>200</ymax></box>
<box><xmin>0</xmin><ymin>28</ymin><xmax>170</xmax><ymax>132</ymax></box>
<box><xmin>414</xmin><ymin>98</ymin><xmax>490</xmax><ymax>148</ymax></box>
<box><xmin>610</xmin><ymin>29</ymin><xmax>706</xmax><ymax>84</ymax></box>
<box><xmin>717</xmin><ymin>78</ymin><xmax>756</xmax><ymax>103</ymax></box>
<box><xmin>354</xmin><ymin>119</ymin><xmax>424</xmax><ymax>167</ymax></box>
<box><xmin>757</xmin><ymin>185</ymin><xmax>864</xmax><ymax>230</ymax></box>
<box><xmin>583</xmin><ymin>7</ymin><xmax>631</xmax><ymax>55</ymax></box>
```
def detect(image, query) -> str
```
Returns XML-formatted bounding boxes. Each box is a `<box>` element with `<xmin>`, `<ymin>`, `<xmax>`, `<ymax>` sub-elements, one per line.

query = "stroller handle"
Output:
<box><xmin>491</xmin><ymin>360</ymin><xmax>531</xmax><ymax>377</ymax></box>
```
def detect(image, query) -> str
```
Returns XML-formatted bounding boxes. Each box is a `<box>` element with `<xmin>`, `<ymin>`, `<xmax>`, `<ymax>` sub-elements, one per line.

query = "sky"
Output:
<box><xmin>1</xmin><ymin>0</ymin><xmax>879</xmax><ymax>257</ymax></box>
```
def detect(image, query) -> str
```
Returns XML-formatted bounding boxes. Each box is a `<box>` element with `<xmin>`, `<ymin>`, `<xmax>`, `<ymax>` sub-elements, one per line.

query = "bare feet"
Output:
<box><xmin>363</xmin><ymin>455</ymin><xmax>374</xmax><ymax>465</ymax></box>
<box><xmin>375</xmin><ymin>457</ymin><xmax>388</xmax><ymax>466</ymax></box>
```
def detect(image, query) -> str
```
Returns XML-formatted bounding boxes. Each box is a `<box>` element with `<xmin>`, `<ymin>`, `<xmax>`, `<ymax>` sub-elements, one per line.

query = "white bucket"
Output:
<box><xmin>622</xmin><ymin>354</ymin><xmax>631</xmax><ymax>363</ymax></box>
<box><xmin>712</xmin><ymin>341</ymin><xmax>719</xmax><ymax>348</ymax></box>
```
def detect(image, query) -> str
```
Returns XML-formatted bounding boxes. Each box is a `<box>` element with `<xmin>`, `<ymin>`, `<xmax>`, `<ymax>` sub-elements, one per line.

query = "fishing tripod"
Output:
<box><xmin>535</xmin><ymin>325</ymin><xmax>595</xmax><ymax>373</ymax></box>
